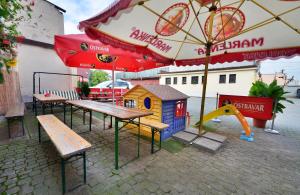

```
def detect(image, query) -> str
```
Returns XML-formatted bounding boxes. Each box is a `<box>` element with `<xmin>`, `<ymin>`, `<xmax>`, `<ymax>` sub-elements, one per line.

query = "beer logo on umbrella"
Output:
<box><xmin>205</xmin><ymin>7</ymin><xmax>245</xmax><ymax>42</ymax></box>
<box><xmin>196</xmin><ymin>0</ymin><xmax>213</xmax><ymax>6</ymax></box>
<box><xmin>80</xmin><ymin>42</ymin><xmax>89</xmax><ymax>51</ymax></box>
<box><xmin>155</xmin><ymin>3</ymin><xmax>190</xmax><ymax>36</ymax></box>
<box><xmin>96</xmin><ymin>54</ymin><xmax>117</xmax><ymax>63</ymax></box>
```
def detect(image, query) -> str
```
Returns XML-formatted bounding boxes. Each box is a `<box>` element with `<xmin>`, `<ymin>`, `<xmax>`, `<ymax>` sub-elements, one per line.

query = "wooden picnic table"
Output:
<box><xmin>66</xmin><ymin>100</ymin><xmax>153</xmax><ymax>169</ymax></box>
<box><xmin>33</xmin><ymin>94</ymin><xmax>67</xmax><ymax>122</ymax></box>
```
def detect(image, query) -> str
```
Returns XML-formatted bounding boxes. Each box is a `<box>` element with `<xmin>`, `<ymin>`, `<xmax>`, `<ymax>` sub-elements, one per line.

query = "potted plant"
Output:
<box><xmin>249</xmin><ymin>80</ymin><xmax>293</xmax><ymax>128</ymax></box>
<box><xmin>78</xmin><ymin>81</ymin><xmax>90</xmax><ymax>98</ymax></box>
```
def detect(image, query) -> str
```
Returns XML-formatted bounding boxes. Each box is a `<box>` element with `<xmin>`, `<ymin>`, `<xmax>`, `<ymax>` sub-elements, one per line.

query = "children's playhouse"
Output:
<box><xmin>123</xmin><ymin>85</ymin><xmax>189</xmax><ymax>140</ymax></box>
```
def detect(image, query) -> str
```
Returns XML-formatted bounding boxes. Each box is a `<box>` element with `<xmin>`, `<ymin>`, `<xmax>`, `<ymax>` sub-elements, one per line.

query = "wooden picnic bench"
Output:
<box><xmin>126</xmin><ymin>118</ymin><xmax>169</xmax><ymax>153</ymax></box>
<box><xmin>37</xmin><ymin>114</ymin><xmax>91</xmax><ymax>194</ymax></box>
<box><xmin>5</xmin><ymin>103</ymin><xmax>25</xmax><ymax>138</ymax></box>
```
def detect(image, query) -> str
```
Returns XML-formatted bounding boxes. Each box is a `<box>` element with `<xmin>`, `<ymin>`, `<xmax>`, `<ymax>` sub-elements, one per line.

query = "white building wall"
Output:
<box><xmin>159</xmin><ymin>68</ymin><xmax>257</xmax><ymax>97</ymax></box>
<box><xmin>15</xmin><ymin>0</ymin><xmax>74</xmax><ymax>102</ymax></box>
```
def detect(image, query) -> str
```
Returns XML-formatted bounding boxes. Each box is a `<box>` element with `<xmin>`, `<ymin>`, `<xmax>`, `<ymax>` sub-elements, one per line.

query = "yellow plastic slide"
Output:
<box><xmin>203</xmin><ymin>104</ymin><xmax>252</xmax><ymax>137</ymax></box>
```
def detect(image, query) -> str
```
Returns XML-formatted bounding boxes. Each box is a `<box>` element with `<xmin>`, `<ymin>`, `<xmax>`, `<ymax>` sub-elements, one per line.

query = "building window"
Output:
<box><xmin>229</xmin><ymin>74</ymin><xmax>236</xmax><ymax>83</ymax></box>
<box><xmin>219</xmin><ymin>75</ymin><xmax>226</xmax><ymax>84</ymax></box>
<box><xmin>166</xmin><ymin>77</ymin><xmax>171</xmax><ymax>85</ymax></box>
<box><xmin>201</xmin><ymin>76</ymin><xmax>205</xmax><ymax>84</ymax></box>
<box><xmin>182</xmin><ymin>77</ymin><xmax>187</xmax><ymax>84</ymax></box>
<box><xmin>191</xmin><ymin>76</ymin><xmax>199</xmax><ymax>84</ymax></box>
<box><xmin>173</xmin><ymin>77</ymin><xmax>177</xmax><ymax>85</ymax></box>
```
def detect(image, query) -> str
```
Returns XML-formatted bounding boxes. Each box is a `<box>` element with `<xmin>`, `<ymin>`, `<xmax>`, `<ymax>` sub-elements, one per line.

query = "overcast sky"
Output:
<box><xmin>47</xmin><ymin>0</ymin><xmax>300</xmax><ymax>81</ymax></box>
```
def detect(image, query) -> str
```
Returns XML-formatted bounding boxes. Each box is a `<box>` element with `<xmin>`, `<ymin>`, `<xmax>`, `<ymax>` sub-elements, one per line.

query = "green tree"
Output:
<box><xmin>0</xmin><ymin>0</ymin><xmax>33</xmax><ymax>83</ymax></box>
<box><xmin>89</xmin><ymin>70</ymin><xmax>109</xmax><ymax>86</ymax></box>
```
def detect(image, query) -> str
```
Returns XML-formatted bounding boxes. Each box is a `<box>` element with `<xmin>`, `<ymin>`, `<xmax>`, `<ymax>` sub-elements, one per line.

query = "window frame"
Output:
<box><xmin>229</xmin><ymin>74</ymin><xmax>236</xmax><ymax>84</ymax></box>
<box><xmin>182</xmin><ymin>77</ymin><xmax>187</xmax><ymax>85</ymax></box>
<box><xmin>173</xmin><ymin>77</ymin><xmax>178</xmax><ymax>85</ymax></box>
<box><xmin>219</xmin><ymin>74</ymin><xmax>226</xmax><ymax>84</ymax></box>
<box><xmin>165</xmin><ymin>77</ymin><xmax>171</xmax><ymax>85</ymax></box>
<box><xmin>191</xmin><ymin>76</ymin><xmax>199</xmax><ymax>85</ymax></box>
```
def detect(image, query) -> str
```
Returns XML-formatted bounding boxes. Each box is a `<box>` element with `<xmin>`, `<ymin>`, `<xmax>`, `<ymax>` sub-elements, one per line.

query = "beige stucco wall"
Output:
<box><xmin>15</xmin><ymin>0</ymin><xmax>75</xmax><ymax>102</ymax></box>
<box><xmin>159</xmin><ymin>68</ymin><xmax>257</xmax><ymax>97</ymax></box>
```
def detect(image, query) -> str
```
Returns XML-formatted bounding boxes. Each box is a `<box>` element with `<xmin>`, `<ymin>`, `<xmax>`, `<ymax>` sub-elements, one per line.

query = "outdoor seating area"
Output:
<box><xmin>1</xmin><ymin>0</ymin><xmax>300</xmax><ymax>194</ymax></box>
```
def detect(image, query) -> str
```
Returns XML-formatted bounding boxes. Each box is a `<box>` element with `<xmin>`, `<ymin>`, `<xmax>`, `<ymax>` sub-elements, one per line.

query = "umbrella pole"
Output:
<box><xmin>112</xmin><ymin>63</ymin><xmax>115</xmax><ymax>105</ymax></box>
<box><xmin>198</xmin><ymin>2</ymin><xmax>216</xmax><ymax>135</ymax></box>
<box><xmin>198</xmin><ymin>51</ymin><xmax>211</xmax><ymax>135</ymax></box>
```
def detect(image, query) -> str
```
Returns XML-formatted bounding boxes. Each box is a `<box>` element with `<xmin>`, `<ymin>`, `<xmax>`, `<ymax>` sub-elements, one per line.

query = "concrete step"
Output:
<box><xmin>172</xmin><ymin>131</ymin><xmax>198</xmax><ymax>144</ymax></box>
<box><xmin>202</xmin><ymin>132</ymin><xmax>227</xmax><ymax>143</ymax></box>
<box><xmin>192</xmin><ymin>137</ymin><xmax>223</xmax><ymax>152</ymax></box>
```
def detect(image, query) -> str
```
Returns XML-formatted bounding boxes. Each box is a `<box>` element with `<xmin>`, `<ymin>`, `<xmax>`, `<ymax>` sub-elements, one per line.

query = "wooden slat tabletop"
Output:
<box><xmin>33</xmin><ymin>94</ymin><xmax>67</xmax><ymax>102</ymax></box>
<box><xmin>67</xmin><ymin>100</ymin><xmax>153</xmax><ymax>120</ymax></box>
<box><xmin>37</xmin><ymin>115</ymin><xmax>92</xmax><ymax>158</ymax></box>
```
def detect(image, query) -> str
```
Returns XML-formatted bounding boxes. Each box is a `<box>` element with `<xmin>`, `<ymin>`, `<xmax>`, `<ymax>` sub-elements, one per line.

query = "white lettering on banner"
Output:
<box><xmin>233</xmin><ymin>103</ymin><xmax>265</xmax><ymax>112</ymax></box>
<box><xmin>89</xmin><ymin>45</ymin><xmax>109</xmax><ymax>52</ymax></box>
<box><xmin>129</xmin><ymin>27</ymin><xmax>172</xmax><ymax>53</ymax></box>
<box><xmin>195</xmin><ymin>37</ymin><xmax>264</xmax><ymax>55</ymax></box>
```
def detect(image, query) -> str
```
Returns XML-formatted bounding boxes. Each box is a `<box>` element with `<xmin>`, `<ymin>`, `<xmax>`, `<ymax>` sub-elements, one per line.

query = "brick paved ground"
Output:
<box><xmin>0</xmin><ymin>98</ymin><xmax>300</xmax><ymax>194</ymax></box>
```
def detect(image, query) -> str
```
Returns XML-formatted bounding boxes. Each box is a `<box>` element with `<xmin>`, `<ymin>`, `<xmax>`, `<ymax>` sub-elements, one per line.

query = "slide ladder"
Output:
<box><xmin>201</xmin><ymin>104</ymin><xmax>254</xmax><ymax>142</ymax></box>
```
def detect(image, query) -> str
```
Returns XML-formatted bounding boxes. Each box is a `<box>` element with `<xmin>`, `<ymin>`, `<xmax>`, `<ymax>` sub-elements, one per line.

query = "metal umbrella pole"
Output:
<box><xmin>264</xmin><ymin>98</ymin><xmax>280</xmax><ymax>134</ymax></box>
<box><xmin>112</xmin><ymin>59</ymin><xmax>115</xmax><ymax>105</ymax></box>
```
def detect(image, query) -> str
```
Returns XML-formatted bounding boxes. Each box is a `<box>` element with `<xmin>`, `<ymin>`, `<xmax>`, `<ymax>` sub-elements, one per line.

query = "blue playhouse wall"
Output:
<box><xmin>161</xmin><ymin>100</ymin><xmax>186</xmax><ymax>140</ymax></box>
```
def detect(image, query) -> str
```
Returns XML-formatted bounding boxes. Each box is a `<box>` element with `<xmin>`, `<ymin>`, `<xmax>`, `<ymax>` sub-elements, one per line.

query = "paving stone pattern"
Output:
<box><xmin>0</xmin><ymin>98</ymin><xmax>299</xmax><ymax>194</ymax></box>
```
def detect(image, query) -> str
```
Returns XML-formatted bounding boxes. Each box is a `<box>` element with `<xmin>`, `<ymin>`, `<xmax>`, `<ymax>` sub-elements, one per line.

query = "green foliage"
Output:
<box><xmin>0</xmin><ymin>0</ymin><xmax>33</xmax><ymax>84</ymax></box>
<box><xmin>80</xmin><ymin>81</ymin><xmax>90</xmax><ymax>97</ymax></box>
<box><xmin>89</xmin><ymin>70</ymin><xmax>109</xmax><ymax>87</ymax></box>
<box><xmin>249</xmin><ymin>80</ymin><xmax>293</xmax><ymax>114</ymax></box>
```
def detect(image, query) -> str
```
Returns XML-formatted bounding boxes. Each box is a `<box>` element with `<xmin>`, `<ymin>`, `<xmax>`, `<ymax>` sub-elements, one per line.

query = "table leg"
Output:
<box><xmin>89</xmin><ymin>110</ymin><xmax>92</xmax><ymax>132</ymax></box>
<box><xmin>109</xmin><ymin>116</ymin><xmax>112</xmax><ymax>128</ymax></box>
<box><xmin>70</xmin><ymin>105</ymin><xmax>73</xmax><ymax>129</ymax></box>
<box><xmin>103</xmin><ymin>114</ymin><xmax>106</xmax><ymax>130</ymax></box>
<box><xmin>34</xmin><ymin>98</ymin><xmax>37</xmax><ymax>116</ymax></box>
<box><xmin>42</xmin><ymin>103</ymin><xmax>45</xmax><ymax>115</ymax></box>
<box><xmin>115</xmin><ymin>117</ymin><xmax>119</xmax><ymax>170</ymax></box>
<box><xmin>50</xmin><ymin>103</ymin><xmax>53</xmax><ymax>114</ymax></box>
<box><xmin>83</xmin><ymin>110</ymin><xmax>86</xmax><ymax>125</ymax></box>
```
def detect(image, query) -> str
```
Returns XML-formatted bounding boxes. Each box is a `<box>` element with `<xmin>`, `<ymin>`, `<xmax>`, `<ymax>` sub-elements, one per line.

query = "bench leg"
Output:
<box><xmin>83</xmin><ymin>110</ymin><xmax>86</xmax><ymax>125</ymax></box>
<box><xmin>137</xmin><ymin>117</ymin><xmax>140</xmax><ymax>158</ymax></box>
<box><xmin>89</xmin><ymin>111</ymin><xmax>92</xmax><ymax>132</ymax></box>
<box><xmin>109</xmin><ymin>116</ymin><xmax>112</xmax><ymax>128</ymax></box>
<box><xmin>38</xmin><ymin>122</ymin><xmax>41</xmax><ymax>143</ymax></box>
<box><xmin>63</xmin><ymin>103</ymin><xmax>66</xmax><ymax>124</ymax></box>
<box><xmin>70</xmin><ymin>105</ymin><xmax>73</xmax><ymax>129</ymax></box>
<box><xmin>50</xmin><ymin>103</ymin><xmax>53</xmax><ymax>114</ymax></box>
<box><xmin>42</xmin><ymin>103</ymin><xmax>46</xmax><ymax>115</ymax></box>
<box><xmin>159</xmin><ymin>131</ymin><xmax>162</xmax><ymax>151</ymax></box>
<box><xmin>83</xmin><ymin>152</ymin><xmax>86</xmax><ymax>184</ymax></box>
<box><xmin>7</xmin><ymin>119</ymin><xmax>11</xmax><ymax>139</ymax></box>
<box><xmin>22</xmin><ymin>116</ymin><xmax>25</xmax><ymax>136</ymax></box>
<box><xmin>34</xmin><ymin>98</ymin><xmax>38</xmax><ymax>116</ymax></box>
<box><xmin>103</xmin><ymin>114</ymin><xmax>105</xmax><ymax>130</ymax></box>
<box><xmin>61</xmin><ymin>158</ymin><xmax>66</xmax><ymax>194</ymax></box>
<box><xmin>151</xmin><ymin>127</ymin><xmax>155</xmax><ymax>154</ymax></box>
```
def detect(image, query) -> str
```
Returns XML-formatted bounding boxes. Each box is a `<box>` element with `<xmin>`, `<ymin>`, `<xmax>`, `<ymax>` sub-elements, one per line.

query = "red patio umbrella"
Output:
<box><xmin>54</xmin><ymin>34</ymin><xmax>168</xmax><ymax>102</ymax></box>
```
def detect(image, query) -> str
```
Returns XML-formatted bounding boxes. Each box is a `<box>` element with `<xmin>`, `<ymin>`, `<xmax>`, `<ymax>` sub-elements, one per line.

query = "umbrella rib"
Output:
<box><xmin>212</xmin><ymin>0</ymin><xmax>246</xmax><ymax>42</ymax></box>
<box><xmin>158</xmin><ymin>37</ymin><xmax>200</xmax><ymax>45</ymax></box>
<box><xmin>213</xmin><ymin>5</ymin><xmax>300</xmax><ymax>45</ymax></box>
<box><xmin>140</xmin><ymin>4</ymin><xmax>206</xmax><ymax>45</ymax></box>
<box><xmin>189</xmin><ymin>0</ymin><xmax>208</xmax><ymax>42</ymax></box>
<box><xmin>250</xmin><ymin>0</ymin><xmax>300</xmax><ymax>35</ymax></box>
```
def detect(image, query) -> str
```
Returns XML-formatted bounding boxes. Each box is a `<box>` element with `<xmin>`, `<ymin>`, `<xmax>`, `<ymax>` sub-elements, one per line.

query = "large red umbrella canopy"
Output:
<box><xmin>54</xmin><ymin>34</ymin><xmax>168</xmax><ymax>72</ymax></box>
<box><xmin>79</xmin><ymin>0</ymin><xmax>300</xmax><ymax>66</ymax></box>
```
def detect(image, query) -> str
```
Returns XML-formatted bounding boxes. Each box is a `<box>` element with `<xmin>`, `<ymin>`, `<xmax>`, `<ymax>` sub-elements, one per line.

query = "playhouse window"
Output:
<box><xmin>175</xmin><ymin>101</ymin><xmax>186</xmax><ymax>117</ymax></box>
<box><xmin>144</xmin><ymin>97</ymin><xmax>151</xmax><ymax>109</ymax></box>
<box><xmin>124</xmin><ymin>99</ymin><xmax>136</xmax><ymax>108</ymax></box>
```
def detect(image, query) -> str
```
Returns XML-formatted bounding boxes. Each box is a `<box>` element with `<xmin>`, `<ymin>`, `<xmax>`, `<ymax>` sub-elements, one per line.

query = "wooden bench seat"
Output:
<box><xmin>5</xmin><ymin>103</ymin><xmax>25</xmax><ymax>138</ymax></box>
<box><xmin>37</xmin><ymin>114</ymin><xmax>91</xmax><ymax>193</ymax></box>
